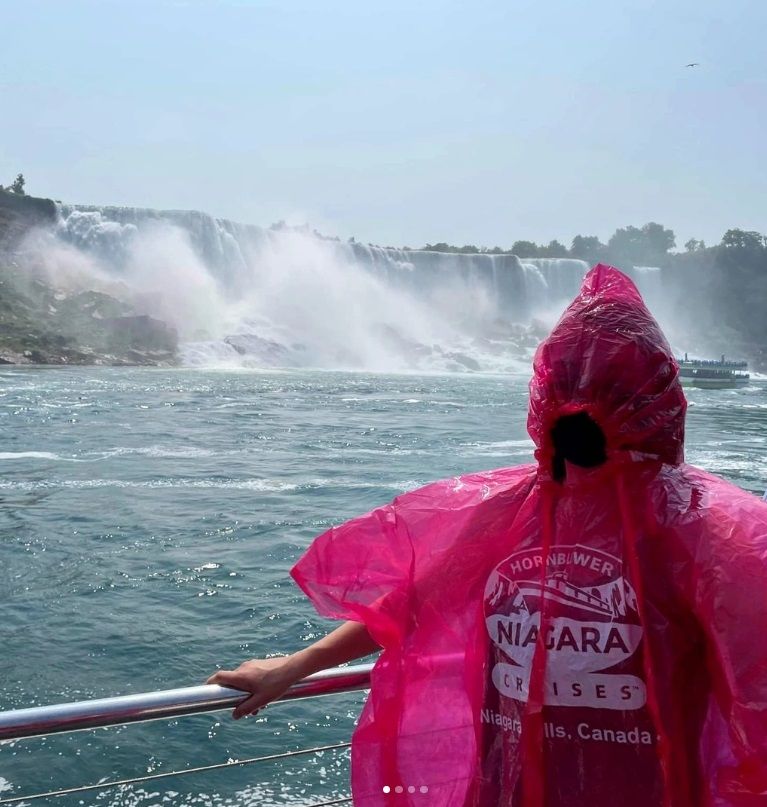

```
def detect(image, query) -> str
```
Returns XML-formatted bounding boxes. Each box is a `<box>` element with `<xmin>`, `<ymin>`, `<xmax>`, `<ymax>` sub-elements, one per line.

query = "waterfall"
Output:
<box><xmin>44</xmin><ymin>204</ymin><xmax>600</xmax><ymax>372</ymax></box>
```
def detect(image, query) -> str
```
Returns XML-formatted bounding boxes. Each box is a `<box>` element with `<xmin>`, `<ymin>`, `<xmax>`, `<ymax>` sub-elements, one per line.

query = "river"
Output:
<box><xmin>1</xmin><ymin>367</ymin><xmax>765</xmax><ymax>805</ymax></box>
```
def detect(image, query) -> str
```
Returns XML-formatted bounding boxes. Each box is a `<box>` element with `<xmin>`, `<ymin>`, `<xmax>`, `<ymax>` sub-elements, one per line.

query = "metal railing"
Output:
<box><xmin>0</xmin><ymin>663</ymin><xmax>374</xmax><ymax>805</ymax></box>
<box><xmin>0</xmin><ymin>662</ymin><xmax>374</xmax><ymax>741</ymax></box>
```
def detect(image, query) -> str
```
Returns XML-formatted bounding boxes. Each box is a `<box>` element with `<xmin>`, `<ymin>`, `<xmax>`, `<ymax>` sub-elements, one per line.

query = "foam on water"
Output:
<box><xmin>0</xmin><ymin>478</ymin><xmax>301</xmax><ymax>491</ymax></box>
<box><xmin>0</xmin><ymin>451</ymin><xmax>67</xmax><ymax>460</ymax></box>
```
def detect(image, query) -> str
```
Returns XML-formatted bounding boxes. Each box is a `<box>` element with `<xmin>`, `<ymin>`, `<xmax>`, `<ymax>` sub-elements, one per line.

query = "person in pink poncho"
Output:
<box><xmin>208</xmin><ymin>264</ymin><xmax>767</xmax><ymax>806</ymax></box>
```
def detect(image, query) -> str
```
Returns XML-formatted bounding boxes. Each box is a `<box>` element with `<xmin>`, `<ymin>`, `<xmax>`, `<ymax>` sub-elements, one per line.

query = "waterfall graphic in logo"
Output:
<box><xmin>484</xmin><ymin>544</ymin><xmax>647</xmax><ymax>710</ymax></box>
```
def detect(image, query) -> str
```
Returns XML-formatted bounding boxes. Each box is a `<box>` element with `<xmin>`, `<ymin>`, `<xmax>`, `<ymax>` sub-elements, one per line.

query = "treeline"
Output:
<box><xmin>421</xmin><ymin>222</ymin><xmax>767</xmax><ymax>277</ymax></box>
<box><xmin>423</xmin><ymin>221</ymin><xmax>683</xmax><ymax>268</ymax></box>
<box><xmin>671</xmin><ymin>227</ymin><xmax>767</xmax><ymax>367</ymax></box>
<box><xmin>421</xmin><ymin>222</ymin><xmax>767</xmax><ymax>368</ymax></box>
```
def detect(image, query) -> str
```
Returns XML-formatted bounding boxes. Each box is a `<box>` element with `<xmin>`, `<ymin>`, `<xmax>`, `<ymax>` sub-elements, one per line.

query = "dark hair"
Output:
<box><xmin>550</xmin><ymin>411</ymin><xmax>607</xmax><ymax>482</ymax></box>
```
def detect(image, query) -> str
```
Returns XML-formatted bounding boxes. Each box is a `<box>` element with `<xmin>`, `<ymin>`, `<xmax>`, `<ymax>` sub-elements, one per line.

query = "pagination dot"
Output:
<box><xmin>382</xmin><ymin>783</ymin><xmax>430</xmax><ymax>795</ymax></box>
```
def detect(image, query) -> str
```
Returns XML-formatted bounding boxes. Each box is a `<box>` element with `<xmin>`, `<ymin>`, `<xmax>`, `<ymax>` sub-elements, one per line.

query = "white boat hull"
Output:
<box><xmin>679</xmin><ymin>376</ymin><xmax>750</xmax><ymax>390</ymax></box>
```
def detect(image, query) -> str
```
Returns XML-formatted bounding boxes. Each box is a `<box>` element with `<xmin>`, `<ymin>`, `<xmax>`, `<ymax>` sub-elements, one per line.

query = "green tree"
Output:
<box><xmin>545</xmin><ymin>239</ymin><xmax>569</xmax><ymax>257</ymax></box>
<box><xmin>570</xmin><ymin>235</ymin><xmax>604</xmax><ymax>262</ymax></box>
<box><xmin>717</xmin><ymin>229</ymin><xmax>766</xmax><ymax>276</ymax></box>
<box><xmin>607</xmin><ymin>222</ymin><xmax>675</xmax><ymax>266</ymax></box>
<box><xmin>9</xmin><ymin>173</ymin><xmax>25</xmax><ymax>195</ymax></box>
<box><xmin>711</xmin><ymin>230</ymin><xmax>767</xmax><ymax>344</ymax></box>
<box><xmin>684</xmin><ymin>238</ymin><xmax>706</xmax><ymax>252</ymax></box>
<box><xmin>720</xmin><ymin>229</ymin><xmax>765</xmax><ymax>252</ymax></box>
<box><xmin>607</xmin><ymin>226</ymin><xmax>643</xmax><ymax>264</ymax></box>
<box><xmin>511</xmin><ymin>240</ymin><xmax>539</xmax><ymax>258</ymax></box>
<box><xmin>641</xmin><ymin>222</ymin><xmax>675</xmax><ymax>257</ymax></box>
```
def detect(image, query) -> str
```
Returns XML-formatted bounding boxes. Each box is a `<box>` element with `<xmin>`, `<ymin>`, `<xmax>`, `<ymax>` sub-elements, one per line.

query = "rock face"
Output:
<box><xmin>0</xmin><ymin>269</ymin><xmax>178</xmax><ymax>366</ymax></box>
<box><xmin>103</xmin><ymin>315</ymin><xmax>177</xmax><ymax>354</ymax></box>
<box><xmin>0</xmin><ymin>190</ymin><xmax>57</xmax><ymax>251</ymax></box>
<box><xmin>0</xmin><ymin>190</ymin><xmax>178</xmax><ymax>366</ymax></box>
<box><xmin>224</xmin><ymin>334</ymin><xmax>293</xmax><ymax>365</ymax></box>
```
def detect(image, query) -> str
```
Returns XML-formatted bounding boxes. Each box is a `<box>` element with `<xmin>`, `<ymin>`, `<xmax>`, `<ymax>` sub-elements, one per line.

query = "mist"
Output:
<box><xmin>16</xmin><ymin>204</ymin><xmax>698</xmax><ymax>373</ymax></box>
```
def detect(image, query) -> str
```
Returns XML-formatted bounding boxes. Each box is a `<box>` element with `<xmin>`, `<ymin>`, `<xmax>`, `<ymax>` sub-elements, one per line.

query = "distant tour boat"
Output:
<box><xmin>678</xmin><ymin>353</ymin><xmax>750</xmax><ymax>389</ymax></box>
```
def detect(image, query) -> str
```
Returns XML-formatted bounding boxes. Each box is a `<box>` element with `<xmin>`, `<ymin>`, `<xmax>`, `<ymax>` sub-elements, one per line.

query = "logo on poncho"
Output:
<box><xmin>484</xmin><ymin>544</ymin><xmax>646</xmax><ymax>710</ymax></box>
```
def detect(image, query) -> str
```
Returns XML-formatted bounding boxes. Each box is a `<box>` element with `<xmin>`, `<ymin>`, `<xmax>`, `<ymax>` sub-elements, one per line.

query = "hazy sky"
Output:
<box><xmin>2</xmin><ymin>0</ymin><xmax>765</xmax><ymax>248</ymax></box>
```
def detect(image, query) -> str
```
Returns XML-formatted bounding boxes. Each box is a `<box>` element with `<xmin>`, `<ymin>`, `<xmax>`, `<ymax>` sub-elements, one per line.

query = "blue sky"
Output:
<box><xmin>2</xmin><ymin>0</ymin><xmax>765</xmax><ymax>248</ymax></box>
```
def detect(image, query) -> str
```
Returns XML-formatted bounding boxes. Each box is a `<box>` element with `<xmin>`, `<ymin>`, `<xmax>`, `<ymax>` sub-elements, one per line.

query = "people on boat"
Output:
<box><xmin>208</xmin><ymin>264</ymin><xmax>767</xmax><ymax>806</ymax></box>
<box><xmin>679</xmin><ymin>356</ymin><xmax>748</xmax><ymax>369</ymax></box>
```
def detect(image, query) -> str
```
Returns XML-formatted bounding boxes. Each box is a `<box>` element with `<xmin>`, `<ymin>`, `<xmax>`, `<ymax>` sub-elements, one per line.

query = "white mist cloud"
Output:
<box><xmin>29</xmin><ymin>206</ymin><xmax>585</xmax><ymax>373</ymax></box>
<box><xmin>122</xmin><ymin>223</ymin><xmax>227</xmax><ymax>338</ymax></box>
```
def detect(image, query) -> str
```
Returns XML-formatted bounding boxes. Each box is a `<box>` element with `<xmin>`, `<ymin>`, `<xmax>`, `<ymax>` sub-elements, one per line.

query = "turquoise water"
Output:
<box><xmin>1</xmin><ymin>368</ymin><xmax>766</xmax><ymax>806</ymax></box>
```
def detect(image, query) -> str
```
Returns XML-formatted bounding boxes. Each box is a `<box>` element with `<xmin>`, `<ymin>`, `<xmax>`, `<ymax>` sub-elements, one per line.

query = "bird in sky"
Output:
<box><xmin>686</xmin><ymin>62</ymin><xmax>700</xmax><ymax>67</ymax></box>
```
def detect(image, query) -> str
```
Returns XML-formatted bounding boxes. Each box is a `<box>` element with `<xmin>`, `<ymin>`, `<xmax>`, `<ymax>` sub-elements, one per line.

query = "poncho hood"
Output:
<box><xmin>528</xmin><ymin>264</ymin><xmax>686</xmax><ymax>475</ymax></box>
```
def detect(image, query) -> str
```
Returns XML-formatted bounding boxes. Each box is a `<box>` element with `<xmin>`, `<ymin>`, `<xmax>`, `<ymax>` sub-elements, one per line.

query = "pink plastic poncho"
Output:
<box><xmin>291</xmin><ymin>265</ymin><xmax>767</xmax><ymax>806</ymax></box>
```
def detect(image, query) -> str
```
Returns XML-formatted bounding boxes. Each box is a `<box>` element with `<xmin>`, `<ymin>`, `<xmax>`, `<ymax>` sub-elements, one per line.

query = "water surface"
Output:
<box><xmin>1</xmin><ymin>368</ymin><xmax>765</xmax><ymax>805</ymax></box>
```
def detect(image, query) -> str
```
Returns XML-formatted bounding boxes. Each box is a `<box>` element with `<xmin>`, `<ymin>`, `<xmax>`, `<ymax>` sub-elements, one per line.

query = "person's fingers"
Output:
<box><xmin>233</xmin><ymin>693</ymin><xmax>264</xmax><ymax>720</ymax></box>
<box><xmin>207</xmin><ymin>670</ymin><xmax>247</xmax><ymax>688</ymax></box>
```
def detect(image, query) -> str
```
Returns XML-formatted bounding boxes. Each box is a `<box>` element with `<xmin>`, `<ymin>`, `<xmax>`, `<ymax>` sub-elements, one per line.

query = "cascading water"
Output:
<box><xmin>35</xmin><ymin>204</ymin><xmax>660</xmax><ymax>372</ymax></box>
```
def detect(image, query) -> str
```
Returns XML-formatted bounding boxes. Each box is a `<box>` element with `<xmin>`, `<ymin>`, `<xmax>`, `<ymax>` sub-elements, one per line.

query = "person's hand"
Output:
<box><xmin>206</xmin><ymin>657</ymin><xmax>299</xmax><ymax>720</ymax></box>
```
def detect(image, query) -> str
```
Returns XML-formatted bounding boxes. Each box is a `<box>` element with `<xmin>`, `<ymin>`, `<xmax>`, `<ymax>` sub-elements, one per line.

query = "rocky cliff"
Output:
<box><xmin>0</xmin><ymin>190</ymin><xmax>178</xmax><ymax>366</ymax></box>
